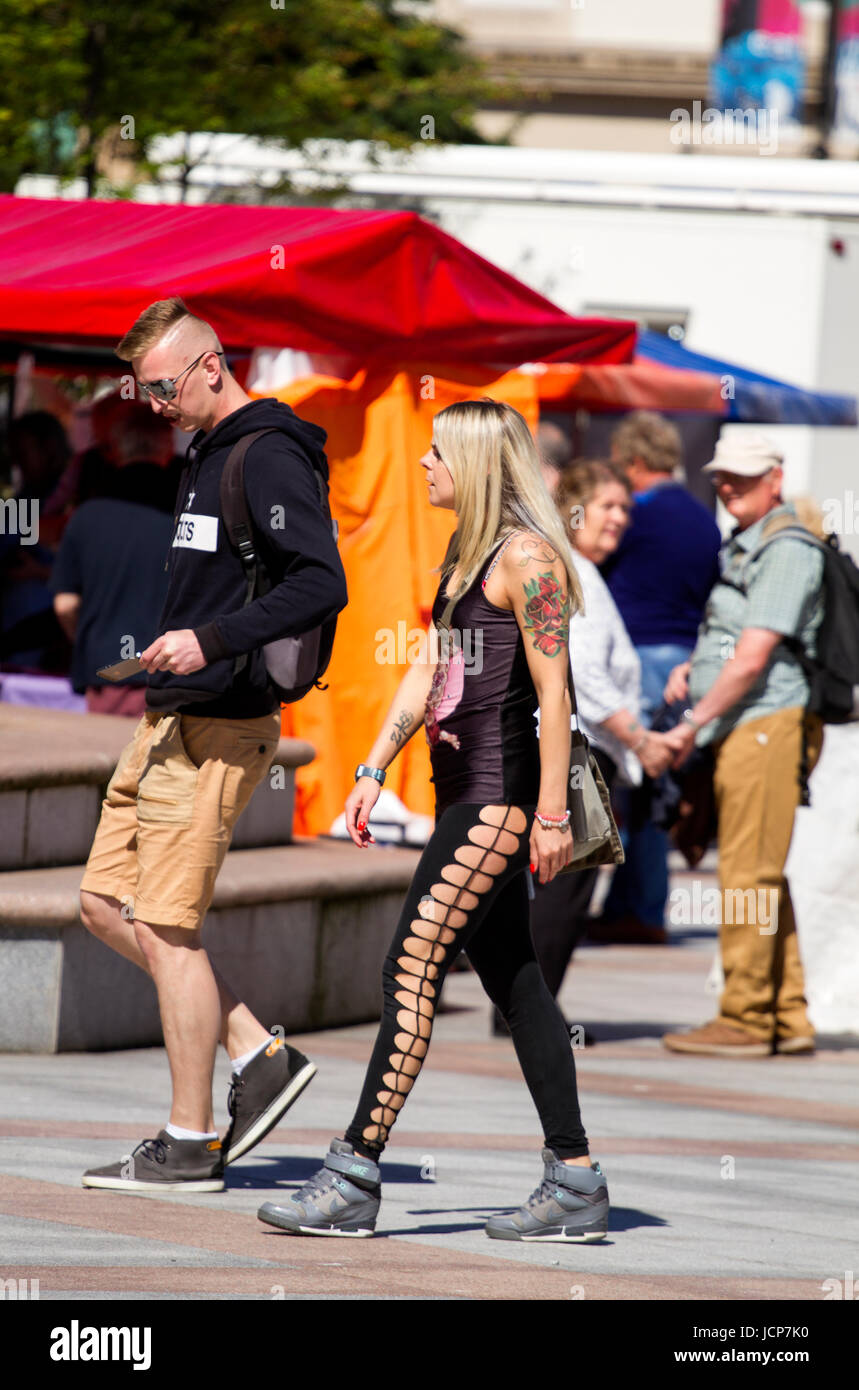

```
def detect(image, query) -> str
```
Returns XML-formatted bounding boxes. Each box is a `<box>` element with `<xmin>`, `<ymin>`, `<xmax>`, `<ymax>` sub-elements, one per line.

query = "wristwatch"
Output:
<box><xmin>355</xmin><ymin>764</ymin><xmax>386</xmax><ymax>785</ymax></box>
<box><xmin>681</xmin><ymin>709</ymin><xmax>702</xmax><ymax>732</ymax></box>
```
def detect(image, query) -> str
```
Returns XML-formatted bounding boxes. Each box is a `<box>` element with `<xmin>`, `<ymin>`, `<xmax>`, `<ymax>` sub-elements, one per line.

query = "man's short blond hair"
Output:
<box><xmin>611</xmin><ymin>410</ymin><xmax>683</xmax><ymax>475</ymax></box>
<box><xmin>115</xmin><ymin>296</ymin><xmax>219</xmax><ymax>361</ymax></box>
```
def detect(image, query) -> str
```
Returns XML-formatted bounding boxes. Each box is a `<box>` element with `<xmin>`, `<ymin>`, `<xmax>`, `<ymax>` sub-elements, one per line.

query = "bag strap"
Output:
<box><xmin>220</xmin><ymin>428</ymin><xmax>280</xmax><ymax>602</ymax></box>
<box><xmin>566</xmin><ymin>650</ymin><xmax>580</xmax><ymax>723</ymax></box>
<box><xmin>219</xmin><ymin>428</ymin><xmax>282</xmax><ymax>679</ymax></box>
<box><xmin>220</xmin><ymin>427</ymin><xmax>336</xmax><ymax>589</ymax></box>
<box><xmin>729</xmin><ymin>520</ymin><xmax>827</xmax><ymax>669</ymax></box>
<box><xmin>738</xmin><ymin>518</ymin><xmax>825</xmax><ymax>581</ymax></box>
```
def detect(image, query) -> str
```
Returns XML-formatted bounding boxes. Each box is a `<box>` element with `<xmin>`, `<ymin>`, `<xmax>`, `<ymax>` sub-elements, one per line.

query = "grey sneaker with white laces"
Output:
<box><xmin>257</xmin><ymin>1139</ymin><xmax>381</xmax><ymax>1237</ymax></box>
<box><xmin>485</xmin><ymin>1149</ymin><xmax>609</xmax><ymax>1243</ymax></box>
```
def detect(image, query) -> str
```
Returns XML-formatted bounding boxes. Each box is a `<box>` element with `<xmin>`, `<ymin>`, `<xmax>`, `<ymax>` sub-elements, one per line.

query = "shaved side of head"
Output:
<box><xmin>116</xmin><ymin>296</ymin><xmax>222</xmax><ymax>364</ymax></box>
<box><xmin>159</xmin><ymin>313</ymin><xmax>222</xmax><ymax>360</ymax></box>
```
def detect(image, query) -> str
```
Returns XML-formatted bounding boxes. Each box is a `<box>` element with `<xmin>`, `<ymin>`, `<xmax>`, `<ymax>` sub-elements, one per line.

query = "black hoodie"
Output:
<box><xmin>145</xmin><ymin>398</ymin><xmax>347</xmax><ymax>718</ymax></box>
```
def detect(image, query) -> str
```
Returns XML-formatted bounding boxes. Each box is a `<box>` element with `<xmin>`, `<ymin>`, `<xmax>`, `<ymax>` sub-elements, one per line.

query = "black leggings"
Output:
<box><xmin>343</xmin><ymin>801</ymin><xmax>588</xmax><ymax>1162</ymax></box>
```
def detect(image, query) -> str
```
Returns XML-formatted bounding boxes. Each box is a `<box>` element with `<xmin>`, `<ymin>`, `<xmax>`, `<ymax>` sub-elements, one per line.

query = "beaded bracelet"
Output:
<box><xmin>534</xmin><ymin>810</ymin><xmax>571</xmax><ymax>831</ymax></box>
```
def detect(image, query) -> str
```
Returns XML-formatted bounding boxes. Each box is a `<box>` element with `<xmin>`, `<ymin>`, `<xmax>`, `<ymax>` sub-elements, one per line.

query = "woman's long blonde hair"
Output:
<box><xmin>433</xmin><ymin>399</ymin><xmax>583</xmax><ymax>613</ymax></box>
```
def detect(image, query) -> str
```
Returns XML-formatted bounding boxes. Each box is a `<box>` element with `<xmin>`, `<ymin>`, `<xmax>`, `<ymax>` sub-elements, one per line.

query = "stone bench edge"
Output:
<box><xmin>0</xmin><ymin>735</ymin><xmax>317</xmax><ymax>792</ymax></box>
<box><xmin>0</xmin><ymin>841</ymin><xmax>421</xmax><ymax>928</ymax></box>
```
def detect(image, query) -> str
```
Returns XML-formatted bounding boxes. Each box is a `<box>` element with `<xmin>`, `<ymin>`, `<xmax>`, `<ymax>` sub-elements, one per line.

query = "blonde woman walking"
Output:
<box><xmin>258</xmin><ymin>400</ymin><xmax>609</xmax><ymax>1243</ymax></box>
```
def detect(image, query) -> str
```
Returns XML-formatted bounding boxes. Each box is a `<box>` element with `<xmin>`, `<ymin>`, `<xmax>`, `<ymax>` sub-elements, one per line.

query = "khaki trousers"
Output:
<box><xmin>712</xmin><ymin>705</ymin><xmax>823</xmax><ymax>1042</ymax></box>
<box><xmin>81</xmin><ymin>710</ymin><xmax>281</xmax><ymax>931</ymax></box>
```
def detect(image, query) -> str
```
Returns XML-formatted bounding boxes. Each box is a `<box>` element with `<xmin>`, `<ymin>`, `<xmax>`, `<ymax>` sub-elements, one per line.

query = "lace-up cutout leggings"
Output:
<box><xmin>344</xmin><ymin>802</ymin><xmax>588</xmax><ymax>1162</ymax></box>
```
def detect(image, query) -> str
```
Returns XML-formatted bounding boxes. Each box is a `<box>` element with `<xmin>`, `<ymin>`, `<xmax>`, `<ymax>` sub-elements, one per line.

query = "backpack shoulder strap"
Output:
<box><xmin>221</xmin><ymin>427</ymin><xmax>338</xmax><ymax>556</ymax></box>
<box><xmin>220</xmin><ymin>428</ymin><xmax>280</xmax><ymax>582</ymax></box>
<box><xmin>748</xmin><ymin>516</ymin><xmax>825</xmax><ymax>562</ymax></box>
<box><xmin>218</xmin><ymin>428</ymin><xmax>282</xmax><ymax>681</ymax></box>
<box><xmin>731</xmin><ymin>517</ymin><xmax>824</xmax><ymax>591</ymax></box>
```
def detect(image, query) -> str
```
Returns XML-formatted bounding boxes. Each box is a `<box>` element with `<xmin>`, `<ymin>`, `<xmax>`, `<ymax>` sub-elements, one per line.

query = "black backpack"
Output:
<box><xmin>741</xmin><ymin>514</ymin><xmax>859</xmax><ymax>725</ymax></box>
<box><xmin>219</xmin><ymin>428</ymin><xmax>339</xmax><ymax>704</ymax></box>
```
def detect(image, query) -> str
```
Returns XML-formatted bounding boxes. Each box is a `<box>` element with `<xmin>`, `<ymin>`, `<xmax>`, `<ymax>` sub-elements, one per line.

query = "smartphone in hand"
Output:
<box><xmin>96</xmin><ymin>656</ymin><xmax>144</xmax><ymax>682</ymax></box>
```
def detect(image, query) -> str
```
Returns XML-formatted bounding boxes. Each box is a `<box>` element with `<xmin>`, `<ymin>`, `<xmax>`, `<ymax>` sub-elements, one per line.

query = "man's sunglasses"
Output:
<box><xmin>137</xmin><ymin>349</ymin><xmax>225</xmax><ymax>402</ymax></box>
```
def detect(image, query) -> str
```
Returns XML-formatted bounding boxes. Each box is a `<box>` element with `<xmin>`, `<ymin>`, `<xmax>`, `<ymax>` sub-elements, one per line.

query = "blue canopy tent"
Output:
<box><xmin>636</xmin><ymin>330</ymin><xmax>857</xmax><ymax>427</ymax></box>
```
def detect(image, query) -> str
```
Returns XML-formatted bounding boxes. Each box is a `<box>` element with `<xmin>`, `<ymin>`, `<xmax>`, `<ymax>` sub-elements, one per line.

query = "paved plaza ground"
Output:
<box><xmin>2</xmin><ymin>869</ymin><xmax>857</xmax><ymax>1306</ymax></box>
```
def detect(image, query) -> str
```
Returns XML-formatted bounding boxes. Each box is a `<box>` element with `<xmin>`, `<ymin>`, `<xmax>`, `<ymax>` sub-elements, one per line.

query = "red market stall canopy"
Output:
<box><xmin>0</xmin><ymin>195</ymin><xmax>635</xmax><ymax>368</ymax></box>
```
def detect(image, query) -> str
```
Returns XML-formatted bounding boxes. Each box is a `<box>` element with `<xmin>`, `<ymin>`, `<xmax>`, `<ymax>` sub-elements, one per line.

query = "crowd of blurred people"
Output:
<box><xmin>528</xmin><ymin>411</ymin><xmax>832</xmax><ymax>1058</ymax></box>
<box><xmin>1</xmin><ymin>391</ymin><xmax>833</xmax><ymax>1056</ymax></box>
<box><xmin>526</xmin><ymin>414</ymin><xmax>720</xmax><ymax>986</ymax></box>
<box><xmin>0</xmin><ymin>394</ymin><xmax>181</xmax><ymax>710</ymax></box>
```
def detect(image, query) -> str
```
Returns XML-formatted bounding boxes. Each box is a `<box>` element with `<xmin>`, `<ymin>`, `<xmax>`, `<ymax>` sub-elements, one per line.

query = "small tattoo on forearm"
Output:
<box><xmin>390</xmin><ymin>710</ymin><xmax>414</xmax><ymax>747</ymax></box>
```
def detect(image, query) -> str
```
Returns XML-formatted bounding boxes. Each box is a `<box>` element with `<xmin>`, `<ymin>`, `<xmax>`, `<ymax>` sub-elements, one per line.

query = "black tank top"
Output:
<box><xmin>425</xmin><ymin>535</ymin><xmax>539</xmax><ymax>815</ymax></box>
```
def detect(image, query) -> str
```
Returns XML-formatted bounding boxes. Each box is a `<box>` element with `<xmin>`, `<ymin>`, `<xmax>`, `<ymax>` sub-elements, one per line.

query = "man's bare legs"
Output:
<box><xmin>133</xmin><ymin>919</ymin><xmax>221</xmax><ymax>1133</ymax></box>
<box><xmin>80</xmin><ymin>890</ymin><xmax>271</xmax><ymax>1128</ymax></box>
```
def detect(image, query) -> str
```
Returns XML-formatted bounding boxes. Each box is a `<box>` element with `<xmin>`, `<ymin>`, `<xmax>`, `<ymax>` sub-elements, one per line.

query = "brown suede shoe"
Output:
<box><xmin>662</xmin><ymin>1019</ymin><xmax>771</xmax><ymax>1057</ymax></box>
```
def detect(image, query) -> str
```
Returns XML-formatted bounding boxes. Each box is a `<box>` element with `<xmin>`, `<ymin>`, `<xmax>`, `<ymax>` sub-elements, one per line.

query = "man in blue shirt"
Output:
<box><xmin>595</xmin><ymin>411</ymin><xmax>722</xmax><ymax>943</ymax></box>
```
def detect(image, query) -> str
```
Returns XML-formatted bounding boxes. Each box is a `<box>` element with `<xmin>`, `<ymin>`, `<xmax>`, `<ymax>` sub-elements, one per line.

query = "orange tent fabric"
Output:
<box><xmin>533</xmin><ymin>361</ymin><xmax>725</xmax><ymax>414</ymax></box>
<box><xmin>258</xmin><ymin>356</ymin><xmax>731</xmax><ymax>836</ymax></box>
<box><xmin>257</xmin><ymin>365</ymin><xmax>542</xmax><ymax>837</ymax></box>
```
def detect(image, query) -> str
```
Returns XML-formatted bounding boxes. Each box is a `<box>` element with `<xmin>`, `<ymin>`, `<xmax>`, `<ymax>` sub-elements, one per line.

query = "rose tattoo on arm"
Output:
<box><xmin>522</xmin><ymin>570</ymin><xmax>570</xmax><ymax>657</ymax></box>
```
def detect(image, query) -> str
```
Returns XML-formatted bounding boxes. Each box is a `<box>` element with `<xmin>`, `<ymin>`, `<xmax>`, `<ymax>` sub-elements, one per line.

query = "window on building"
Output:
<box><xmin>582</xmin><ymin>305</ymin><xmax>689</xmax><ymax>341</ymax></box>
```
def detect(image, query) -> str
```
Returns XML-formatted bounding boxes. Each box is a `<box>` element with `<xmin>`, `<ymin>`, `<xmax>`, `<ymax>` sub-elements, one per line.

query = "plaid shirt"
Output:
<box><xmin>688</xmin><ymin>503</ymin><xmax>824</xmax><ymax>745</ymax></box>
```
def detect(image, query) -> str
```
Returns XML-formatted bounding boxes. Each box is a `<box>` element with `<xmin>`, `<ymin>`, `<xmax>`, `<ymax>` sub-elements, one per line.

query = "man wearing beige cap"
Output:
<box><xmin>660</xmin><ymin>432</ymin><xmax>825</xmax><ymax>1056</ymax></box>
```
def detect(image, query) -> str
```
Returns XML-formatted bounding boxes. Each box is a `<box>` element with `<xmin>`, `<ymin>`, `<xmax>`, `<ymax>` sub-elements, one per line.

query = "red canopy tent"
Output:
<box><xmin>0</xmin><ymin>195</ymin><xmax>643</xmax><ymax>833</ymax></box>
<box><xmin>0</xmin><ymin>195</ymin><xmax>635</xmax><ymax>366</ymax></box>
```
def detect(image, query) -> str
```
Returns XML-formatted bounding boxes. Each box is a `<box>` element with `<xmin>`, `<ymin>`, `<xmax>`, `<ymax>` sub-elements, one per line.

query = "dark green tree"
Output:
<box><xmin>0</xmin><ymin>0</ymin><xmax>498</xmax><ymax>197</ymax></box>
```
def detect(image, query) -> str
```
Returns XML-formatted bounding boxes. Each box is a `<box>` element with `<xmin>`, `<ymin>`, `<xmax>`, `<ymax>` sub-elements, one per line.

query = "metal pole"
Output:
<box><xmin>811</xmin><ymin>0</ymin><xmax>841</xmax><ymax>158</ymax></box>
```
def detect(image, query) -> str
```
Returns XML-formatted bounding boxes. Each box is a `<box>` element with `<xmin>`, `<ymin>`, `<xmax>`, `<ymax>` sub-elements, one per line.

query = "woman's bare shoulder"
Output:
<box><xmin>501</xmin><ymin>529</ymin><xmax>562</xmax><ymax>575</ymax></box>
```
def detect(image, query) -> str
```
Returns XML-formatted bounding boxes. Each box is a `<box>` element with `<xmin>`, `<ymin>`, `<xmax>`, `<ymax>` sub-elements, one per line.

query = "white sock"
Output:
<box><xmin>165</xmin><ymin>1122</ymin><xmax>218</xmax><ymax>1142</ymax></box>
<box><xmin>231</xmin><ymin>1036</ymin><xmax>272</xmax><ymax>1076</ymax></box>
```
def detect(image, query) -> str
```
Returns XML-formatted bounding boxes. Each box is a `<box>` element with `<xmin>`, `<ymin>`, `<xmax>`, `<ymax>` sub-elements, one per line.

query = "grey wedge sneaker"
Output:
<box><xmin>257</xmin><ymin>1139</ymin><xmax>381</xmax><ymax>1237</ymax></box>
<box><xmin>485</xmin><ymin>1150</ymin><xmax>609</xmax><ymax>1243</ymax></box>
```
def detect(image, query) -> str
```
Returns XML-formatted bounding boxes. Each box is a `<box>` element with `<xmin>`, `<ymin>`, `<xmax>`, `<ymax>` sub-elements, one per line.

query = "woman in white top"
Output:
<box><xmin>528</xmin><ymin>460</ymin><xmax>673</xmax><ymax>1005</ymax></box>
<box><xmin>561</xmin><ymin>462</ymin><xmax>675</xmax><ymax>786</ymax></box>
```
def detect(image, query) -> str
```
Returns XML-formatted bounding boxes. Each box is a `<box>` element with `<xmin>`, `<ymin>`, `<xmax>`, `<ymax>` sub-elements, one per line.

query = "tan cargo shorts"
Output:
<box><xmin>80</xmin><ymin>709</ymin><xmax>281</xmax><ymax>931</ymax></box>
